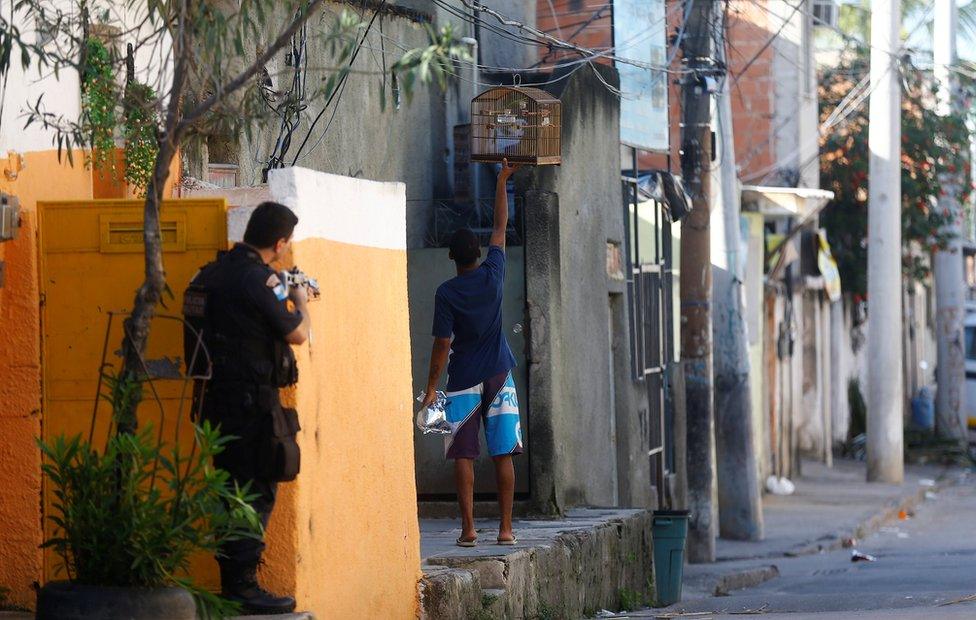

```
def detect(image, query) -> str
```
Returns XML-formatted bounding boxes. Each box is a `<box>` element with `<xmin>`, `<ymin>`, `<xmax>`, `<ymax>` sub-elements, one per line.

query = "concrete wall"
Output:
<box><xmin>477</xmin><ymin>0</ymin><xmax>536</xmax><ymax>70</ymax></box>
<box><xmin>198</xmin><ymin>1</ymin><xmax>472</xmax><ymax>250</ymax></box>
<box><xmin>521</xmin><ymin>64</ymin><xmax>652</xmax><ymax>511</ymax></box>
<box><xmin>0</xmin><ymin>150</ymin><xmax>93</xmax><ymax>609</ymax></box>
<box><xmin>214</xmin><ymin>0</ymin><xmax>541</xmax><ymax>252</ymax></box>
<box><xmin>269</xmin><ymin>167</ymin><xmax>421</xmax><ymax>617</ymax></box>
<box><xmin>188</xmin><ymin>168</ymin><xmax>424</xmax><ymax>616</ymax></box>
<box><xmin>770</xmin><ymin>0</ymin><xmax>819</xmax><ymax>188</ymax></box>
<box><xmin>743</xmin><ymin>213</ymin><xmax>770</xmax><ymax>481</ymax></box>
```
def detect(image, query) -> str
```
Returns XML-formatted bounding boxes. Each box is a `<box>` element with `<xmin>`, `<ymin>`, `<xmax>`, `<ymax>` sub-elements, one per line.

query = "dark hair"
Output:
<box><xmin>243</xmin><ymin>201</ymin><xmax>299</xmax><ymax>249</ymax></box>
<box><xmin>449</xmin><ymin>228</ymin><xmax>481</xmax><ymax>267</ymax></box>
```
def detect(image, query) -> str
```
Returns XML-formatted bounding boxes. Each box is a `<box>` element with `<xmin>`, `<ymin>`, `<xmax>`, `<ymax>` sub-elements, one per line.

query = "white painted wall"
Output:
<box><xmin>269</xmin><ymin>166</ymin><xmax>406</xmax><ymax>250</ymax></box>
<box><xmin>0</xmin><ymin>0</ymin><xmax>81</xmax><ymax>153</ymax></box>
<box><xmin>770</xmin><ymin>0</ymin><xmax>819</xmax><ymax>188</ymax></box>
<box><xmin>0</xmin><ymin>1</ymin><xmax>172</xmax><ymax>154</ymax></box>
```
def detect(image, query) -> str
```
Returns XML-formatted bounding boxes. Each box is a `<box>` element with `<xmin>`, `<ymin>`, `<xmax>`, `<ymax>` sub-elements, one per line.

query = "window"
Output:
<box><xmin>966</xmin><ymin>326</ymin><xmax>976</xmax><ymax>361</ymax></box>
<box><xmin>812</xmin><ymin>0</ymin><xmax>839</xmax><ymax>28</ymax></box>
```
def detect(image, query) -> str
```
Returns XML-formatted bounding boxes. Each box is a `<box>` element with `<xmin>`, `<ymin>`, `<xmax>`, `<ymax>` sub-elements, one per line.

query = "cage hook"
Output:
<box><xmin>513</xmin><ymin>74</ymin><xmax>522</xmax><ymax>87</ymax></box>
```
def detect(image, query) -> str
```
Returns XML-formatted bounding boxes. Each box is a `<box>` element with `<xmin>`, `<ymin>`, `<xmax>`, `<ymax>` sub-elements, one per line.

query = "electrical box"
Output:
<box><xmin>0</xmin><ymin>193</ymin><xmax>20</xmax><ymax>241</ymax></box>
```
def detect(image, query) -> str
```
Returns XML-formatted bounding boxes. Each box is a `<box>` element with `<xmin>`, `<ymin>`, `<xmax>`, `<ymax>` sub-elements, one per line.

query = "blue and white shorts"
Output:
<box><xmin>444</xmin><ymin>371</ymin><xmax>523</xmax><ymax>459</ymax></box>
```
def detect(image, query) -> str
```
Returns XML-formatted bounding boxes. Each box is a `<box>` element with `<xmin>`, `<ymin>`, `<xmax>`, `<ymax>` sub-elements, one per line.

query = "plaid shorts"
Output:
<box><xmin>444</xmin><ymin>371</ymin><xmax>523</xmax><ymax>459</ymax></box>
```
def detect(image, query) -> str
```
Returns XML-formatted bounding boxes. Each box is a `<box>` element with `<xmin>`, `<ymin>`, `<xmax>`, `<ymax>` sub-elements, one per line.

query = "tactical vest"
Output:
<box><xmin>182</xmin><ymin>253</ymin><xmax>298</xmax><ymax>388</ymax></box>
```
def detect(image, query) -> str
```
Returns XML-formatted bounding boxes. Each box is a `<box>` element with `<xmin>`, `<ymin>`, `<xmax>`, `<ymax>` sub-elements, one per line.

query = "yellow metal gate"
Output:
<box><xmin>38</xmin><ymin>198</ymin><xmax>227</xmax><ymax>583</ymax></box>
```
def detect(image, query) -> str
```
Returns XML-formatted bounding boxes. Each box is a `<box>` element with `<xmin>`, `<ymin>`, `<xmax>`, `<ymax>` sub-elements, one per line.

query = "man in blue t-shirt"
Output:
<box><xmin>422</xmin><ymin>159</ymin><xmax>523</xmax><ymax>547</ymax></box>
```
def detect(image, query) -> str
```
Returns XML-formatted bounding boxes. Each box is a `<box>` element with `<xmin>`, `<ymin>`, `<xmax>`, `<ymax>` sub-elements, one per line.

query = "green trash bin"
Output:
<box><xmin>651</xmin><ymin>510</ymin><xmax>689</xmax><ymax>606</ymax></box>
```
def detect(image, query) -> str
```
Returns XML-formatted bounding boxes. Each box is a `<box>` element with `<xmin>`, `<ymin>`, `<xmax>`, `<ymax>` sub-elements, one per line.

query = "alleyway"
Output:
<box><xmin>617</xmin><ymin>468</ymin><xmax>976</xmax><ymax>619</ymax></box>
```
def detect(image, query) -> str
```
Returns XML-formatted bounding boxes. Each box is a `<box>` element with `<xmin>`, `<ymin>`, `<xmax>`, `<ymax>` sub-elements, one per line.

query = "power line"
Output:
<box><xmin>287</xmin><ymin>0</ymin><xmax>385</xmax><ymax>167</ymax></box>
<box><xmin>730</xmin><ymin>0</ymin><xmax>803</xmax><ymax>85</ymax></box>
<box><xmin>455</xmin><ymin>0</ymin><xmax>695</xmax><ymax>74</ymax></box>
<box><xmin>736</xmin><ymin>0</ymin><xmax>938</xmax><ymax>183</ymax></box>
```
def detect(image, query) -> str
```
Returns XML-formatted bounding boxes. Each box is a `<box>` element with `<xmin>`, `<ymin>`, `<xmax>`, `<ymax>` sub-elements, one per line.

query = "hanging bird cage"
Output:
<box><xmin>471</xmin><ymin>86</ymin><xmax>561</xmax><ymax>165</ymax></box>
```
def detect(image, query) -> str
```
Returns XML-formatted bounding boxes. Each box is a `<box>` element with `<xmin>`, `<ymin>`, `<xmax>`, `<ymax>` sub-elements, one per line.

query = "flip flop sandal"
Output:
<box><xmin>496</xmin><ymin>536</ymin><xmax>517</xmax><ymax>546</ymax></box>
<box><xmin>456</xmin><ymin>536</ymin><xmax>478</xmax><ymax>548</ymax></box>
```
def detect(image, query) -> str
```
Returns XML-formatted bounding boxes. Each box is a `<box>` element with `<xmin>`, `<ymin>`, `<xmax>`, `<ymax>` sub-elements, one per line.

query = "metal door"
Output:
<box><xmin>408</xmin><ymin>247</ymin><xmax>528</xmax><ymax>498</ymax></box>
<box><xmin>38</xmin><ymin>199</ymin><xmax>227</xmax><ymax>584</ymax></box>
<box><xmin>409</xmin><ymin>197</ymin><xmax>529</xmax><ymax>500</ymax></box>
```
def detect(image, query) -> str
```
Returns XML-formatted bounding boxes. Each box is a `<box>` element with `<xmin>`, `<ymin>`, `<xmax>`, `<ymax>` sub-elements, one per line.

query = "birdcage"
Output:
<box><xmin>471</xmin><ymin>86</ymin><xmax>561</xmax><ymax>165</ymax></box>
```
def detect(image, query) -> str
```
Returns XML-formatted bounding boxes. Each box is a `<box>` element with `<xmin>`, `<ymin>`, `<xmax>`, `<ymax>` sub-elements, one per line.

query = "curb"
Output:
<box><xmin>420</xmin><ymin>511</ymin><xmax>654</xmax><ymax>619</ymax></box>
<box><xmin>783</xmin><ymin>467</ymin><xmax>954</xmax><ymax>558</ymax></box>
<box><xmin>700</xmin><ymin>467</ymin><xmax>961</xmax><ymax>599</ymax></box>
<box><xmin>712</xmin><ymin>565</ymin><xmax>780</xmax><ymax>596</ymax></box>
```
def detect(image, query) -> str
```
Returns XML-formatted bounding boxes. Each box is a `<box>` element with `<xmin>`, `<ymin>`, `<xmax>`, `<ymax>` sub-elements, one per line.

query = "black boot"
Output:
<box><xmin>220</xmin><ymin>565</ymin><xmax>296</xmax><ymax>615</ymax></box>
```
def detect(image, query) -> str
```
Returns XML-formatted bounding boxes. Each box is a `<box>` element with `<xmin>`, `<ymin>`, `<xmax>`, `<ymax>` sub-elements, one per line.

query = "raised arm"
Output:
<box><xmin>489</xmin><ymin>158</ymin><xmax>520</xmax><ymax>249</ymax></box>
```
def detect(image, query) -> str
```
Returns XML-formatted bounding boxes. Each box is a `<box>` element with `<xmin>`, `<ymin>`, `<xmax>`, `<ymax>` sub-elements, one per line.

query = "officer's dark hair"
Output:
<box><xmin>244</xmin><ymin>201</ymin><xmax>299</xmax><ymax>249</ymax></box>
<box><xmin>449</xmin><ymin>228</ymin><xmax>481</xmax><ymax>267</ymax></box>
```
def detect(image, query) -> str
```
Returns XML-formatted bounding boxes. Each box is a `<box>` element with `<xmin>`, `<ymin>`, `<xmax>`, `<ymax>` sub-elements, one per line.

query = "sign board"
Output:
<box><xmin>613</xmin><ymin>0</ymin><xmax>669</xmax><ymax>151</ymax></box>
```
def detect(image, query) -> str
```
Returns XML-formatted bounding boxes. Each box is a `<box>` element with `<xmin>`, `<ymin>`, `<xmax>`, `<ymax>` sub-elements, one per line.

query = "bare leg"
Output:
<box><xmin>493</xmin><ymin>455</ymin><xmax>515</xmax><ymax>541</ymax></box>
<box><xmin>454</xmin><ymin>458</ymin><xmax>477</xmax><ymax>542</ymax></box>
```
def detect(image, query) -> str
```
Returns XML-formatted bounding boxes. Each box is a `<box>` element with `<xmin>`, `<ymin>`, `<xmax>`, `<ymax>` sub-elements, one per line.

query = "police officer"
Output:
<box><xmin>183</xmin><ymin>201</ymin><xmax>310</xmax><ymax>614</ymax></box>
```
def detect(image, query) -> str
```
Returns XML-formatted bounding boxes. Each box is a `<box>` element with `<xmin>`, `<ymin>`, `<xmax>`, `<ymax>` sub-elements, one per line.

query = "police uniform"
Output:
<box><xmin>183</xmin><ymin>242</ymin><xmax>301</xmax><ymax>612</ymax></box>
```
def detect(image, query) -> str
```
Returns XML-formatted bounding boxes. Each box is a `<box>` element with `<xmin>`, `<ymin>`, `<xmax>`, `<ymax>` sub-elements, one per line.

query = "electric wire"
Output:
<box><xmin>287</xmin><ymin>0</ymin><xmax>385</xmax><ymax>167</ymax></box>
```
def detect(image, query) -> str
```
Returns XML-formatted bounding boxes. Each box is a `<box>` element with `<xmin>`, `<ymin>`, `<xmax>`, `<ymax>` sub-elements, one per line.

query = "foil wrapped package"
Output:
<box><xmin>416</xmin><ymin>391</ymin><xmax>451</xmax><ymax>435</ymax></box>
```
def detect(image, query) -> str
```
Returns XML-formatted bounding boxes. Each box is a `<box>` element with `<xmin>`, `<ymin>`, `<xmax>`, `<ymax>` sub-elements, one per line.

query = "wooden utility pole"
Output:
<box><xmin>933</xmin><ymin>0</ymin><xmax>967</xmax><ymax>443</ymax></box>
<box><xmin>679</xmin><ymin>0</ymin><xmax>717</xmax><ymax>563</ymax></box>
<box><xmin>866</xmin><ymin>0</ymin><xmax>904</xmax><ymax>483</ymax></box>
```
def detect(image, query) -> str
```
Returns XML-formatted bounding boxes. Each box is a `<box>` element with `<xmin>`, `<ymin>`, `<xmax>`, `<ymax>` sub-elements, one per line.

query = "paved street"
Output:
<box><xmin>614</xmin><ymin>470</ymin><xmax>976</xmax><ymax>619</ymax></box>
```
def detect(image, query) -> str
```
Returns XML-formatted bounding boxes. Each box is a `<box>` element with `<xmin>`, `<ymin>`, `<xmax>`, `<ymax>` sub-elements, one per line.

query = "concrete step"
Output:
<box><xmin>231</xmin><ymin>613</ymin><xmax>313</xmax><ymax>620</ymax></box>
<box><xmin>419</xmin><ymin>509</ymin><xmax>654</xmax><ymax>619</ymax></box>
<box><xmin>0</xmin><ymin>610</ymin><xmax>315</xmax><ymax>619</ymax></box>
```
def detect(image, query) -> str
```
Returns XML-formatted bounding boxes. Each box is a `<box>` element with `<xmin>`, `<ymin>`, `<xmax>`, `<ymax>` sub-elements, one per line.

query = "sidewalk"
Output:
<box><xmin>420</xmin><ymin>509</ymin><xmax>655</xmax><ymax>619</ymax></box>
<box><xmin>661</xmin><ymin>458</ymin><xmax>951</xmax><ymax>605</ymax></box>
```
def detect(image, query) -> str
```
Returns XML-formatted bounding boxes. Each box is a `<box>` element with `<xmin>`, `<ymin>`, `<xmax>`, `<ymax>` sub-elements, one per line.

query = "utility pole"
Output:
<box><xmin>933</xmin><ymin>0</ymin><xmax>967</xmax><ymax>443</ymax></box>
<box><xmin>866</xmin><ymin>0</ymin><xmax>904</xmax><ymax>483</ymax></box>
<box><xmin>679</xmin><ymin>0</ymin><xmax>717</xmax><ymax>562</ymax></box>
<box><xmin>711</xmin><ymin>45</ymin><xmax>764</xmax><ymax>542</ymax></box>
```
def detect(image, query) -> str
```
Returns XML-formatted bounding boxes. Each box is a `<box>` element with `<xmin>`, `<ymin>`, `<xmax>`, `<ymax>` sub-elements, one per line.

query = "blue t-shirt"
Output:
<box><xmin>432</xmin><ymin>246</ymin><xmax>516</xmax><ymax>391</ymax></box>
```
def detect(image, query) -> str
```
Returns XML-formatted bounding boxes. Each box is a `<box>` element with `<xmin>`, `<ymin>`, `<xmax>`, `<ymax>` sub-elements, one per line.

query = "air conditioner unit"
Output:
<box><xmin>812</xmin><ymin>0</ymin><xmax>839</xmax><ymax>29</ymax></box>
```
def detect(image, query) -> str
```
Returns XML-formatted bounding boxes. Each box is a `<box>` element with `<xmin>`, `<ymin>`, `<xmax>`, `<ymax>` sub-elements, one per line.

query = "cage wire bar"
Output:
<box><xmin>471</xmin><ymin>86</ymin><xmax>562</xmax><ymax>165</ymax></box>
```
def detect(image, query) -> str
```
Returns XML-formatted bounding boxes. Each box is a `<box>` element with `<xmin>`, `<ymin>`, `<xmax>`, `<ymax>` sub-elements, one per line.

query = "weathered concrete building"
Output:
<box><xmin>187</xmin><ymin>1</ymin><xmax>676</xmax><ymax>515</ymax></box>
<box><xmin>726</xmin><ymin>0</ymin><xmax>840</xmax><ymax>483</ymax></box>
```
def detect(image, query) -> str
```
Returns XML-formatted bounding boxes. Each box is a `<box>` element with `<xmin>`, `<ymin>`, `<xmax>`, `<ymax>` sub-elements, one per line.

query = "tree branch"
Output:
<box><xmin>177</xmin><ymin>0</ymin><xmax>328</xmax><ymax>132</ymax></box>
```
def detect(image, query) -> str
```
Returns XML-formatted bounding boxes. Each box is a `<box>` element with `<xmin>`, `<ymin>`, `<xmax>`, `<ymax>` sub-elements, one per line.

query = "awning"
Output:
<box><xmin>742</xmin><ymin>185</ymin><xmax>836</xmax><ymax>282</ymax></box>
<box><xmin>741</xmin><ymin>185</ymin><xmax>834</xmax><ymax>220</ymax></box>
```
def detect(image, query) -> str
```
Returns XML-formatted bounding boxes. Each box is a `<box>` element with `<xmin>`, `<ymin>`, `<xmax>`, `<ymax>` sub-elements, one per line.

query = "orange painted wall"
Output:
<box><xmin>0</xmin><ymin>149</ymin><xmax>92</xmax><ymax>609</ymax></box>
<box><xmin>37</xmin><ymin>199</ymin><xmax>228</xmax><ymax>593</ymax></box>
<box><xmin>0</xmin><ymin>147</ymin><xmax>182</xmax><ymax>609</ymax></box>
<box><xmin>1</xmin><ymin>149</ymin><xmax>421</xmax><ymax>617</ymax></box>
<box><xmin>288</xmin><ymin>236</ymin><xmax>420</xmax><ymax>618</ymax></box>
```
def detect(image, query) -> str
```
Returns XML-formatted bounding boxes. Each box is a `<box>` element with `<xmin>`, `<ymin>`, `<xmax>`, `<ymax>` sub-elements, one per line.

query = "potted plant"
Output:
<box><xmin>35</xmin><ymin>371</ymin><xmax>262</xmax><ymax>620</ymax></box>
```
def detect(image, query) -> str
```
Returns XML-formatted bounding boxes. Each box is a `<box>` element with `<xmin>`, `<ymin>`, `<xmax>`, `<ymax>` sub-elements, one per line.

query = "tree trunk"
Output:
<box><xmin>116</xmin><ymin>140</ymin><xmax>177</xmax><ymax>435</ymax></box>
